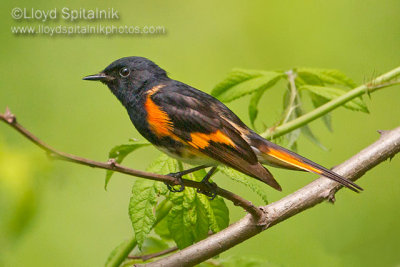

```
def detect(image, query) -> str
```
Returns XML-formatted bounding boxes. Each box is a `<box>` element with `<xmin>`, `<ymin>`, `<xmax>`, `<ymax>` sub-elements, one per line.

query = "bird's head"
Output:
<box><xmin>83</xmin><ymin>56</ymin><xmax>168</xmax><ymax>105</ymax></box>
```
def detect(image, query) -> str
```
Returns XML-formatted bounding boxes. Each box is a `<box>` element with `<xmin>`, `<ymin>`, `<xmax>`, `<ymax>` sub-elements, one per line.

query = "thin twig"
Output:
<box><xmin>0</xmin><ymin>108</ymin><xmax>263</xmax><ymax>219</ymax></box>
<box><xmin>128</xmin><ymin>247</ymin><xmax>178</xmax><ymax>261</ymax></box>
<box><xmin>142</xmin><ymin>126</ymin><xmax>400</xmax><ymax>267</ymax></box>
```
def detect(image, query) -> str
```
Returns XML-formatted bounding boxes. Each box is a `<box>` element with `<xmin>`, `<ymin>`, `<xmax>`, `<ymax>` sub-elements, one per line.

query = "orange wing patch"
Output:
<box><xmin>267</xmin><ymin>148</ymin><xmax>322</xmax><ymax>174</ymax></box>
<box><xmin>145</xmin><ymin>85</ymin><xmax>174</xmax><ymax>138</ymax></box>
<box><xmin>189</xmin><ymin>130</ymin><xmax>235</xmax><ymax>149</ymax></box>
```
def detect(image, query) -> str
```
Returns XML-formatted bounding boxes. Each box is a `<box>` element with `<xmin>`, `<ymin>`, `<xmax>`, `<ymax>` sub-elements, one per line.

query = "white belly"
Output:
<box><xmin>156</xmin><ymin>146</ymin><xmax>219</xmax><ymax>166</ymax></box>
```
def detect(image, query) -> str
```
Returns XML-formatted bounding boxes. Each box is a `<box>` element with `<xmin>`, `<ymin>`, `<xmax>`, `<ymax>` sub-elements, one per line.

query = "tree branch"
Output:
<box><xmin>142</xmin><ymin>126</ymin><xmax>400</xmax><ymax>267</ymax></box>
<box><xmin>0</xmin><ymin>107</ymin><xmax>262</xmax><ymax>219</ymax></box>
<box><xmin>128</xmin><ymin>247</ymin><xmax>178</xmax><ymax>261</ymax></box>
<box><xmin>261</xmin><ymin>66</ymin><xmax>400</xmax><ymax>139</ymax></box>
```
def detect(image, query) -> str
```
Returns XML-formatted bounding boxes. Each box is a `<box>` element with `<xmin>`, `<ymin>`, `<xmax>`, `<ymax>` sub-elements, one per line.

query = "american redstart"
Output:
<box><xmin>83</xmin><ymin>57</ymin><xmax>362</xmax><ymax>197</ymax></box>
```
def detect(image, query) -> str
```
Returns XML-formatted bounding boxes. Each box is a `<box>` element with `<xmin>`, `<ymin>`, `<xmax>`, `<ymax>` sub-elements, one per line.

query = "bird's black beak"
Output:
<box><xmin>83</xmin><ymin>73</ymin><xmax>114</xmax><ymax>82</ymax></box>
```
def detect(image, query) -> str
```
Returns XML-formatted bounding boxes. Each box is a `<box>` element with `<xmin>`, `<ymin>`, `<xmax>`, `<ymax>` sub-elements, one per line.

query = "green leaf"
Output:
<box><xmin>300</xmin><ymin>85</ymin><xmax>369</xmax><ymax>113</ymax></box>
<box><xmin>154</xmin><ymin>199</ymin><xmax>173</xmax><ymax>240</ymax></box>
<box><xmin>298</xmin><ymin>68</ymin><xmax>357</xmax><ymax>88</ymax></box>
<box><xmin>286</xmin><ymin>128</ymin><xmax>300</xmax><ymax>150</ymax></box>
<box><xmin>291</xmin><ymin>99</ymin><xmax>328</xmax><ymax>151</ymax></box>
<box><xmin>219</xmin><ymin>166</ymin><xmax>268</xmax><ymax>204</ymax></box>
<box><xmin>129</xmin><ymin>179</ymin><xmax>157</xmax><ymax>250</ymax></box>
<box><xmin>146</xmin><ymin>154</ymin><xmax>179</xmax><ymax>176</ymax></box>
<box><xmin>105</xmin><ymin>237</ymin><xmax>137</xmax><ymax>267</ymax></box>
<box><xmin>154</xmin><ymin>215</ymin><xmax>172</xmax><ymax>240</ymax></box>
<box><xmin>147</xmin><ymin>154</ymin><xmax>180</xmax><ymax>194</ymax></box>
<box><xmin>167</xmin><ymin>187</ymin><xmax>209</xmax><ymax>249</ymax></box>
<box><xmin>248</xmin><ymin>83</ymin><xmax>276</xmax><ymax>128</ymax></box>
<box><xmin>197</xmin><ymin>193</ymin><xmax>229</xmax><ymax>233</ymax></box>
<box><xmin>310</xmin><ymin>94</ymin><xmax>333</xmax><ymax>132</ymax></box>
<box><xmin>211</xmin><ymin>69</ymin><xmax>266</xmax><ymax>97</ymax></box>
<box><xmin>129</xmin><ymin>154</ymin><xmax>180</xmax><ymax>250</ymax></box>
<box><xmin>189</xmin><ymin>170</ymin><xmax>229</xmax><ymax>233</ymax></box>
<box><xmin>192</xmin><ymin>197</ymin><xmax>210</xmax><ymax>241</ymax></box>
<box><xmin>105</xmin><ymin>141</ymin><xmax>150</xmax><ymax>189</ymax></box>
<box><xmin>209</xmin><ymin>196</ymin><xmax>230</xmax><ymax>231</ymax></box>
<box><xmin>212</xmin><ymin>70</ymin><xmax>283</xmax><ymax>102</ymax></box>
<box><xmin>166</xmin><ymin>191</ymin><xmax>193</xmax><ymax>249</ymax></box>
<box><xmin>139</xmin><ymin>236</ymin><xmax>169</xmax><ymax>255</ymax></box>
<box><xmin>300</xmin><ymin>125</ymin><xmax>328</xmax><ymax>151</ymax></box>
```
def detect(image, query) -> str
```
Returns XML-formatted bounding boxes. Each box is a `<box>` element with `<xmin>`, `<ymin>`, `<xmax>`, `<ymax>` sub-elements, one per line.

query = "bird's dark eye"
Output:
<box><xmin>119</xmin><ymin>67</ymin><xmax>130</xmax><ymax>77</ymax></box>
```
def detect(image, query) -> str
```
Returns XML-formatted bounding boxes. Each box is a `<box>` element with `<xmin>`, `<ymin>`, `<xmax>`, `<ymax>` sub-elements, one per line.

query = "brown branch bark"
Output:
<box><xmin>140</xmin><ymin>126</ymin><xmax>400</xmax><ymax>267</ymax></box>
<box><xmin>128</xmin><ymin>247</ymin><xmax>178</xmax><ymax>261</ymax></box>
<box><xmin>0</xmin><ymin>107</ymin><xmax>262</xmax><ymax>219</ymax></box>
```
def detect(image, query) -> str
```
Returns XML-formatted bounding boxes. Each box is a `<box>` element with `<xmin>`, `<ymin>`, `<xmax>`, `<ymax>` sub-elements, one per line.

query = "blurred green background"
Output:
<box><xmin>1</xmin><ymin>0</ymin><xmax>399</xmax><ymax>266</ymax></box>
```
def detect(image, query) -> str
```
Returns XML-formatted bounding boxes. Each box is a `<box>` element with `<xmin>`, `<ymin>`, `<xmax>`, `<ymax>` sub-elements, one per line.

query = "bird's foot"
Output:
<box><xmin>197</xmin><ymin>180</ymin><xmax>218</xmax><ymax>200</ymax></box>
<box><xmin>165</xmin><ymin>172</ymin><xmax>185</xmax><ymax>193</ymax></box>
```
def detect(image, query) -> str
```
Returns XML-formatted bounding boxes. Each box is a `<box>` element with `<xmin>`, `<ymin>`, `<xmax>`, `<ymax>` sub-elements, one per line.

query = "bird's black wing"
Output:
<box><xmin>151</xmin><ymin>82</ymin><xmax>281</xmax><ymax>190</ymax></box>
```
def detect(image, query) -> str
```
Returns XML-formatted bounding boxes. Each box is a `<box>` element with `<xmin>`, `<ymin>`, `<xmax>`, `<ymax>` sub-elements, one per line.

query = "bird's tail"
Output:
<box><xmin>250</xmin><ymin>136</ymin><xmax>363</xmax><ymax>193</ymax></box>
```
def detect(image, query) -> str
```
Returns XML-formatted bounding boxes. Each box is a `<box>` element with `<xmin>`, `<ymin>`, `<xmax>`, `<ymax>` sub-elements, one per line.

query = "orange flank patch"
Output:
<box><xmin>267</xmin><ymin>148</ymin><xmax>322</xmax><ymax>174</ymax></box>
<box><xmin>145</xmin><ymin>85</ymin><xmax>174</xmax><ymax>138</ymax></box>
<box><xmin>189</xmin><ymin>130</ymin><xmax>235</xmax><ymax>149</ymax></box>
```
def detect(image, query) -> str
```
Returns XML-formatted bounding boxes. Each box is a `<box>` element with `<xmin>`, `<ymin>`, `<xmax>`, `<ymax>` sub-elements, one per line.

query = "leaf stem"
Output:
<box><xmin>281</xmin><ymin>70</ymin><xmax>298</xmax><ymax>124</ymax></box>
<box><xmin>261</xmin><ymin>66</ymin><xmax>400</xmax><ymax>139</ymax></box>
<box><xmin>106</xmin><ymin>237</ymin><xmax>138</xmax><ymax>267</ymax></box>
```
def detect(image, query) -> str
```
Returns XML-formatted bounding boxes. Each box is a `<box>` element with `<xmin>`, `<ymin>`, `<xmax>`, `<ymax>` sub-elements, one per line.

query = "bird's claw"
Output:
<box><xmin>165</xmin><ymin>172</ymin><xmax>185</xmax><ymax>193</ymax></box>
<box><xmin>197</xmin><ymin>181</ymin><xmax>217</xmax><ymax>200</ymax></box>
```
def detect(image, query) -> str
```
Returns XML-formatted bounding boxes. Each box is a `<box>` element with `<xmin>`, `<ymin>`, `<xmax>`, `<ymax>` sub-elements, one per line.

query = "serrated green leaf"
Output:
<box><xmin>146</xmin><ymin>154</ymin><xmax>179</xmax><ymax>175</ymax></box>
<box><xmin>248</xmin><ymin>72</ymin><xmax>285</xmax><ymax>127</ymax></box>
<box><xmin>209</xmin><ymin>197</ymin><xmax>229</xmax><ymax>231</ymax></box>
<box><xmin>291</xmin><ymin>99</ymin><xmax>328</xmax><ymax>151</ymax></box>
<box><xmin>105</xmin><ymin>237</ymin><xmax>137</xmax><ymax>267</ymax></box>
<box><xmin>212</xmin><ymin>70</ymin><xmax>283</xmax><ymax>102</ymax></box>
<box><xmin>211</xmin><ymin>69</ymin><xmax>266</xmax><ymax>97</ymax></box>
<box><xmin>166</xmin><ymin>191</ymin><xmax>193</xmax><ymax>249</ymax></box>
<box><xmin>298</xmin><ymin>68</ymin><xmax>357</xmax><ymax>88</ymax></box>
<box><xmin>219</xmin><ymin>166</ymin><xmax>268</xmax><ymax>204</ymax></box>
<box><xmin>196</xmin><ymin>193</ymin><xmax>229</xmax><ymax>233</ymax></box>
<box><xmin>248</xmin><ymin>88</ymin><xmax>264</xmax><ymax>128</ymax></box>
<box><xmin>300</xmin><ymin>85</ymin><xmax>369</xmax><ymax>112</ymax></box>
<box><xmin>147</xmin><ymin>154</ymin><xmax>180</xmax><ymax>195</ymax></box>
<box><xmin>192</xmin><ymin>197</ymin><xmax>209</xmax><ymax>241</ymax></box>
<box><xmin>129</xmin><ymin>179</ymin><xmax>157</xmax><ymax>250</ymax></box>
<box><xmin>296</xmin><ymin>71</ymin><xmax>325</xmax><ymax>86</ymax></box>
<box><xmin>128</xmin><ymin>154</ymin><xmax>180</xmax><ymax>250</ymax></box>
<box><xmin>105</xmin><ymin>141</ymin><xmax>150</xmax><ymax>189</ymax></box>
<box><xmin>167</xmin><ymin>184</ymin><xmax>210</xmax><ymax>249</ymax></box>
<box><xmin>249</xmin><ymin>73</ymin><xmax>283</xmax><ymax>127</ymax></box>
<box><xmin>190</xmin><ymin>170</ymin><xmax>229</xmax><ymax>233</ymax></box>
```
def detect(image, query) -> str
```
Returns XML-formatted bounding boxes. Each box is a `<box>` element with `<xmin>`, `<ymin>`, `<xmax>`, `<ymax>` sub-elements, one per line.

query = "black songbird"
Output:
<box><xmin>83</xmin><ymin>57</ymin><xmax>362</xmax><ymax>197</ymax></box>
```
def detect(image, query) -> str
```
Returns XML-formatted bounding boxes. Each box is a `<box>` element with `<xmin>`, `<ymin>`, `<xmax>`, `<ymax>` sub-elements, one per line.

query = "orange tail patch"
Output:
<box><xmin>266</xmin><ymin>148</ymin><xmax>323</xmax><ymax>174</ymax></box>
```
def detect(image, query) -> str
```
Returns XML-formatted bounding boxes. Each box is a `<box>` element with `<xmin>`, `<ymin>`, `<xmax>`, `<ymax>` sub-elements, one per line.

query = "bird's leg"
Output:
<box><xmin>197</xmin><ymin>167</ymin><xmax>218</xmax><ymax>200</ymax></box>
<box><xmin>166</xmin><ymin>165</ymin><xmax>208</xmax><ymax>192</ymax></box>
